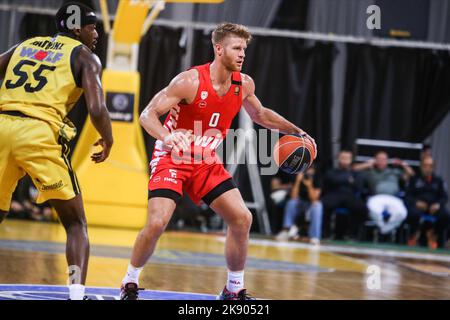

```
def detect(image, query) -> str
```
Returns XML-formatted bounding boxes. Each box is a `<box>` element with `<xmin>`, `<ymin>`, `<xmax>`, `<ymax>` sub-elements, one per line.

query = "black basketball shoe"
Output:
<box><xmin>217</xmin><ymin>287</ymin><xmax>255</xmax><ymax>300</ymax></box>
<box><xmin>120</xmin><ymin>282</ymin><xmax>144</xmax><ymax>300</ymax></box>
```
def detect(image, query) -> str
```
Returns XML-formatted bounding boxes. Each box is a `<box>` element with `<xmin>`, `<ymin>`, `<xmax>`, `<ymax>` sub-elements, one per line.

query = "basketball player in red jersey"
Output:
<box><xmin>120</xmin><ymin>23</ymin><xmax>316</xmax><ymax>300</ymax></box>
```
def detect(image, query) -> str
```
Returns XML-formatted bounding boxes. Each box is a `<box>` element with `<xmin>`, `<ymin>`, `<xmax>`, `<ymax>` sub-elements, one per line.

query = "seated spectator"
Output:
<box><xmin>275</xmin><ymin>166</ymin><xmax>322</xmax><ymax>245</ymax></box>
<box><xmin>7</xmin><ymin>175</ymin><xmax>30</xmax><ymax>220</ymax></box>
<box><xmin>270</xmin><ymin>171</ymin><xmax>294</xmax><ymax>209</ymax></box>
<box><xmin>354</xmin><ymin>151</ymin><xmax>414</xmax><ymax>235</ymax></box>
<box><xmin>414</xmin><ymin>144</ymin><xmax>432</xmax><ymax>176</ymax></box>
<box><xmin>26</xmin><ymin>185</ymin><xmax>53</xmax><ymax>222</ymax></box>
<box><xmin>405</xmin><ymin>156</ymin><xmax>450</xmax><ymax>249</ymax></box>
<box><xmin>6</xmin><ymin>176</ymin><xmax>53</xmax><ymax>222</ymax></box>
<box><xmin>269</xmin><ymin>171</ymin><xmax>294</xmax><ymax>232</ymax></box>
<box><xmin>420</xmin><ymin>144</ymin><xmax>432</xmax><ymax>161</ymax></box>
<box><xmin>321</xmin><ymin>150</ymin><xmax>367</xmax><ymax>240</ymax></box>
<box><xmin>9</xmin><ymin>199</ymin><xmax>28</xmax><ymax>220</ymax></box>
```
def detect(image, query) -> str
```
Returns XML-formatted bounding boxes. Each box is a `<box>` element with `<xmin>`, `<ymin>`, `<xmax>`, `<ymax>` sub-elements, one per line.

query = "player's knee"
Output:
<box><xmin>230</xmin><ymin>210</ymin><xmax>253</xmax><ymax>232</ymax></box>
<box><xmin>145</xmin><ymin>215</ymin><xmax>168</xmax><ymax>236</ymax></box>
<box><xmin>65</xmin><ymin>218</ymin><xmax>88</xmax><ymax>235</ymax></box>
<box><xmin>243</xmin><ymin>211</ymin><xmax>253</xmax><ymax>230</ymax></box>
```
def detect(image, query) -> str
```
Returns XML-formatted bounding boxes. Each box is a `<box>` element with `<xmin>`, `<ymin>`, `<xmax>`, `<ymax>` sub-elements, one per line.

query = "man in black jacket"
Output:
<box><xmin>321</xmin><ymin>150</ymin><xmax>367</xmax><ymax>240</ymax></box>
<box><xmin>405</xmin><ymin>156</ymin><xmax>449</xmax><ymax>249</ymax></box>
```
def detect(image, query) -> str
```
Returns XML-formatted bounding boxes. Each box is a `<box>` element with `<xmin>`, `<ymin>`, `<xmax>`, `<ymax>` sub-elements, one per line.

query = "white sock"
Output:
<box><xmin>122</xmin><ymin>264</ymin><xmax>143</xmax><ymax>286</ymax></box>
<box><xmin>226</xmin><ymin>270</ymin><xmax>244</xmax><ymax>293</ymax></box>
<box><xmin>69</xmin><ymin>284</ymin><xmax>85</xmax><ymax>300</ymax></box>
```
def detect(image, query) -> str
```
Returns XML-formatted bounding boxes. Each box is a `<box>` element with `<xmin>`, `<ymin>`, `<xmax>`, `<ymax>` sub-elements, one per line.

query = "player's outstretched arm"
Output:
<box><xmin>139</xmin><ymin>69</ymin><xmax>198</xmax><ymax>153</ymax></box>
<box><xmin>79</xmin><ymin>47</ymin><xmax>113</xmax><ymax>163</ymax></box>
<box><xmin>0</xmin><ymin>45</ymin><xmax>18</xmax><ymax>80</ymax></box>
<box><xmin>242</xmin><ymin>74</ymin><xmax>317</xmax><ymax>153</ymax></box>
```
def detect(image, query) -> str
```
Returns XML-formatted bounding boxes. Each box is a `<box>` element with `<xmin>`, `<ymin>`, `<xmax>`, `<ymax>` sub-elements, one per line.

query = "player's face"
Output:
<box><xmin>221</xmin><ymin>36</ymin><xmax>247</xmax><ymax>71</ymax></box>
<box><xmin>79</xmin><ymin>24</ymin><xmax>99</xmax><ymax>51</ymax></box>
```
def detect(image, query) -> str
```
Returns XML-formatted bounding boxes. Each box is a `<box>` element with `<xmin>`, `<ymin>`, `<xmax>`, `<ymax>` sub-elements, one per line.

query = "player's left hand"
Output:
<box><xmin>91</xmin><ymin>138</ymin><xmax>112</xmax><ymax>163</ymax></box>
<box><xmin>293</xmin><ymin>127</ymin><xmax>317</xmax><ymax>160</ymax></box>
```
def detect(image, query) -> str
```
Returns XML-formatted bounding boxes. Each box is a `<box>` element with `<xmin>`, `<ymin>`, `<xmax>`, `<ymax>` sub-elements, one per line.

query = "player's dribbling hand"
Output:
<box><xmin>163</xmin><ymin>131</ymin><xmax>191</xmax><ymax>154</ymax></box>
<box><xmin>294</xmin><ymin>128</ymin><xmax>317</xmax><ymax>160</ymax></box>
<box><xmin>91</xmin><ymin>138</ymin><xmax>113</xmax><ymax>163</ymax></box>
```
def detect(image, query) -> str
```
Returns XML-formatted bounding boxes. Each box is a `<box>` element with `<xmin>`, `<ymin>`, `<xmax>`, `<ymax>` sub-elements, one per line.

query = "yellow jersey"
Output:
<box><xmin>0</xmin><ymin>35</ymin><xmax>84</xmax><ymax>141</ymax></box>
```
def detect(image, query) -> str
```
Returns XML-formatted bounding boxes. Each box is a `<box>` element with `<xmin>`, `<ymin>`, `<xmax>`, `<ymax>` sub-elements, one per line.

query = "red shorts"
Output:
<box><xmin>148</xmin><ymin>154</ymin><xmax>235</xmax><ymax>205</ymax></box>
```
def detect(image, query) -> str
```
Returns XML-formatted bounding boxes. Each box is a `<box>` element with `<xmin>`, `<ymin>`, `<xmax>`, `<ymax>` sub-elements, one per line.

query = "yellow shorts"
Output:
<box><xmin>0</xmin><ymin>113</ymin><xmax>80</xmax><ymax>211</ymax></box>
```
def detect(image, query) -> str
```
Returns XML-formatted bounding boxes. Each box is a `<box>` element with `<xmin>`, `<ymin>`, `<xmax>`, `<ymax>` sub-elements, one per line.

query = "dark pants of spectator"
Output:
<box><xmin>321</xmin><ymin>192</ymin><xmax>367</xmax><ymax>239</ymax></box>
<box><xmin>406</xmin><ymin>206</ymin><xmax>450</xmax><ymax>247</ymax></box>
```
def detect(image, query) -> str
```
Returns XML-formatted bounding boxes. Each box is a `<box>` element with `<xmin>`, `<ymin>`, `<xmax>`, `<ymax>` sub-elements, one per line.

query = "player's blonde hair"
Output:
<box><xmin>212</xmin><ymin>22</ymin><xmax>252</xmax><ymax>45</ymax></box>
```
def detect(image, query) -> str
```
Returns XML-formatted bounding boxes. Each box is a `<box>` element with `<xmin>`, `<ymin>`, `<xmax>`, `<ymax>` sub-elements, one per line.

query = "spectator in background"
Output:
<box><xmin>420</xmin><ymin>144</ymin><xmax>432</xmax><ymax>161</ymax></box>
<box><xmin>8</xmin><ymin>176</ymin><xmax>53</xmax><ymax>222</ymax></box>
<box><xmin>8</xmin><ymin>177</ymin><xmax>30</xmax><ymax>220</ymax></box>
<box><xmin>414</xmin><ymin>144</ymin><xmax>433</xmax><ymax>176</ymax></box>
<box><xmin>270</xmin><ymin>171</ymin><xmax>294</xmax><ymax>209</ymax></box>
<box><xmin>405</xmin><ymin>156</ymin><xmax>450</xmax><ymax>249</ymax></box>
<box><xmin>269</xmin><ymin>171</ymin><xmax>294</xmax><ymax>232</ymax></box>
<box><xmin>354</xmin><ymin>151</ymin><xmax>414</xmax><ymax>235</ymax></box>
<box><xmin>321</xmin><ymin>150</ymin><xmax>367</xmax><ymax>240</ymax></box>
<box><xmin>26</xmin><ymin>184</ymin><xmax>53</xmax><ymax>222</ymax></box>
<box><xmin>275</xmin><ymin>165</ymin><xmax>322</xmax><ymax>245</ymax></box>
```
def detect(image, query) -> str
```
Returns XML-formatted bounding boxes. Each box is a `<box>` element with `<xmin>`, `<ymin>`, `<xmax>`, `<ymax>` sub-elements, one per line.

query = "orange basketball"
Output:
<box><xmin>274</xmin><ymin>134</ymin><xmax>316</xmax><ymax>174</ymax></box>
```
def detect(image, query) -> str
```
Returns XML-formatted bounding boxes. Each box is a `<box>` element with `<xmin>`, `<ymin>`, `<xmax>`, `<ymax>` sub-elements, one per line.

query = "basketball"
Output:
<box><xmin>274</xmin><ymin>134</ymin><xmax>316</xmax><ymax>174</ymax></box>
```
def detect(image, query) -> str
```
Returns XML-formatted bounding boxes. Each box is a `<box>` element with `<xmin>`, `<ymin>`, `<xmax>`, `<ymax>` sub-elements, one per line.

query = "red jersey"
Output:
<box><xmin>153</xmin><ymin>63</ymin><xmax>243</xmax><ymax>157</ymax></box>
<box><xmin>148</xmin><ymin>63</ymin><xmax>243</xmax><ymax>204</ymax></box>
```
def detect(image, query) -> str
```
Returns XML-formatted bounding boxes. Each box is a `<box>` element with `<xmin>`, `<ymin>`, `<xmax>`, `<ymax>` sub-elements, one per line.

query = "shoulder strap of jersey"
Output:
<box><xmin>189</xmin><ymin>63</ymin><xmax>209</xmax><ymax>83</ymax></box>
<box><xmin>231</xmin><ymin>71</ymin><xmax>242</xmax><ymax>86</ymax></box>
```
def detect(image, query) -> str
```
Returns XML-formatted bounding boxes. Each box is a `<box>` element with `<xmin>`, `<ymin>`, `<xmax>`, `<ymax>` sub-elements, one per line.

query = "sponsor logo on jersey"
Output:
<box><xmin>191</xmin><ymin>134</ymin><xmax>223</xmax><ymax>150</ymax></box>
<box><xmin>164</xmin><ymin>177</ymin><xmax>178</xmax><ymax>184</ymax></box>
<box><xmin>19</xmin><ymin>46</ymin><xmax>64</xmax><ymax>64</ymax></box>
<box><xmin>40</xmin><ymin>180</ymin><xmax>64</xmax><ymax>191</ymax></box>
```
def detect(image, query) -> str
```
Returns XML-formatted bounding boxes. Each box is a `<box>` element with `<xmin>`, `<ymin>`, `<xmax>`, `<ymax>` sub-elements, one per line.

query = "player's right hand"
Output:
<box><xmin>163</xmin><ymin>131</ymin><xmax>191</xmax><ymax>154</ymax></box>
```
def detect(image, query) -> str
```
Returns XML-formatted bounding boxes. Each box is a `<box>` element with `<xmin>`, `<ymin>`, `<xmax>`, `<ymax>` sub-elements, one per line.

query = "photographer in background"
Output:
<box><xmin>276</xmin><ymin>165</ymin><xmax>322</xmax><ymax>245</ymax></box>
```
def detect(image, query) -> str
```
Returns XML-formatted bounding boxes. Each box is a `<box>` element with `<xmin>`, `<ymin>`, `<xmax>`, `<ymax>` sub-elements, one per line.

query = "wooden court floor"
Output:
<box><xmin>0</xmin><ymin>220</ymin><xmax>449</xmax><ymax>300</ymax></box>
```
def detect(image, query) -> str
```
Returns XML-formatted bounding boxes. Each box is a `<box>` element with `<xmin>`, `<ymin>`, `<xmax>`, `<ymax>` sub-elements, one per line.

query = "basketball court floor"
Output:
<box><xmin>0</xmin><ymin>220</ymin><xmax>449</xmax><ymax>300</ymax></box>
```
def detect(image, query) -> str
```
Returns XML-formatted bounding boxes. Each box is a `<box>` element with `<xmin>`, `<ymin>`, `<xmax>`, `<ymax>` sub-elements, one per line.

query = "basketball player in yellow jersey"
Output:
<box><xmin>0</xmin><ymin>2</ymin><xmax>113</xmax><ymax>300</ymax></box>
